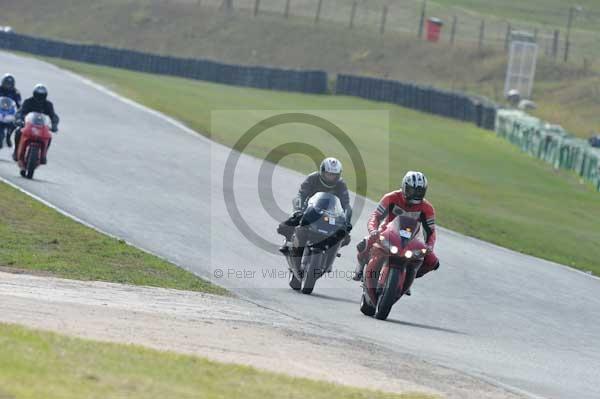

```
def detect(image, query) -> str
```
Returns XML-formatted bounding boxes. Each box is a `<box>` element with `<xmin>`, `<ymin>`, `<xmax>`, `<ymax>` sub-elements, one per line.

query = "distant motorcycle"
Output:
<box><xmin>0</xmin><ymin>97</ymin><xmax>17</xmax><ymax>149</ymax></box>
<box><xmin>360</xmin><ymin>215</ymin><xmax>429</xmax><ymax>320</ymax></box>
<box><xmin>281</xmin><ymin>192</ymin><xmax>351</xmax><ymax>294</ymax></box>
<box><xmin>15</xmin><ymin>112</ymin><xmax>53</xmax><ymax>179</ymax></box>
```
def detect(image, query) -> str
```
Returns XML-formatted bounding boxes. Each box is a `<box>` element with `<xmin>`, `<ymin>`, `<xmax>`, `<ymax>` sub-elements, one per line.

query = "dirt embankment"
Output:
<box><xmin>0</xmin><ymin>271</ymin><xmax>524</xmax><ymax>399</ymax></box>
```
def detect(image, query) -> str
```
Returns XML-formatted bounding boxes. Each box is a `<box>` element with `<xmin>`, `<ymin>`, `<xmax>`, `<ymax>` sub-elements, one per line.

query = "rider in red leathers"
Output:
<box><xmin>353</xmin><ymin>171</ymin><xmax>440</xmax><ymax>292</ymax></box>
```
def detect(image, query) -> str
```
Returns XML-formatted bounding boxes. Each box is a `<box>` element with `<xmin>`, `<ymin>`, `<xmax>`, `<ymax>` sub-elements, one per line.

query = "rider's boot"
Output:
<box><xmin>352</xmin><ymin>261</ymin><xmax>365</xmax><ymax>281</ymax></box>
<box><xmin>352</xmin><ymin>238</ymin><xmax>368</xmax><ymax>281</ymax></box>
<box><xmin>279</xmin><ymin>243</ymin><xmax>290</xmax><ymax>256</ymax></box>
<box><xmin>12</xmin><ymin>129</ymin><xmax>20</xmax><ymax>161</ymax></box>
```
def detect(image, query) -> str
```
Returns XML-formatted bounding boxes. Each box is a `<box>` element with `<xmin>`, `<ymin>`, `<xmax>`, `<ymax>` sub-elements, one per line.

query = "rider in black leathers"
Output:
<box><xmin>12</xmin><ymin>84</ymin><xmax>59</xmax><ymax>164</ymax></box>
<box><xmin>0</xmin><ymin>74</ymin><xmax>21</xmax><ymax>107</ymax></box>
<box><xmin>277</xmin><ymin>157</ymin><xmax>352</xmax><ymax>256</ymax></box>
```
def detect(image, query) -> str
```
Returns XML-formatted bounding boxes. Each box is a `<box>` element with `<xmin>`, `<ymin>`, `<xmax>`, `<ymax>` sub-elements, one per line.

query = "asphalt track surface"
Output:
<box><xmin>1</xmin><ymin>52</ymin><xmax>598</xmax><ymax>399</ymax></box>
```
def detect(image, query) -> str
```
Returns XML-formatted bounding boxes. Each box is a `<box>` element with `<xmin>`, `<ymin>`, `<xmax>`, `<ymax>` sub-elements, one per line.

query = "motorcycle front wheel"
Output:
<box><xmin>375</xmin><ymin>266</ymin><xmax>405</xmax><ymax>321</ymax></box>
<box><xmin>301</xmin><ymin>250</ymin><xmax>323</xmax><ymax>295</ymax></box>
<box><xmin>24</xmin><ymin>143</ymin><xmax>40</xmax><ymax>179</ymax></box>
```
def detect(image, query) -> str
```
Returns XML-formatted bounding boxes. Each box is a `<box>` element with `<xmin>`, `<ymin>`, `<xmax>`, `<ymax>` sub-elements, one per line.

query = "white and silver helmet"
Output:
<box><xmin>319</xmin><ymin>157</ymin><xmax>342</xmax><ymax>188</ymax></box>
<box><xmin>402</xmin><ymin>171</ymin><xmax>428</xmax><ymax>204</ymax></box>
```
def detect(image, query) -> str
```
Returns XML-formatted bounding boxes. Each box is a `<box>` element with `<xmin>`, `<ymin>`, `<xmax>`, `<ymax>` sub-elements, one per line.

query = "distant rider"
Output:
<box><xmin>0</xmin><ymin>73</ymin><xmax>22</xmax><ymax>147</ymax></box>
<box><xmin>353</xmin><ymin>171</ymin><xmax>440</xmax><ymax>294</ymax></box>
<box><xmin>278</xmin><ymin>157</ymin><xmax>352</xmax><ymax>255</ymax></box>
<box><xmin>13</xmin><ymin>84</ymin><xmax>59</xmax><ymax>164</ymax></box>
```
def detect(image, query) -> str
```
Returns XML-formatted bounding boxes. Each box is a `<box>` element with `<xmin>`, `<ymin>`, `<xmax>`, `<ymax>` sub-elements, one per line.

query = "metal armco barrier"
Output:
<box><xmin>335</xmin><ymin>74</ymin><xmax>497</xmax><ymax>131</ymax></box>
<box><xmin>0</xmin><ymin>32</ymin><xmax>328</xmax><ymax>94</ymax></box>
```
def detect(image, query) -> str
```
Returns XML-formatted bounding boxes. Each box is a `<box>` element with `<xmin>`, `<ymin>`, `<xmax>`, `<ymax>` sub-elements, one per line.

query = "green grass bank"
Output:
<box><xmin>0</xmin><ymin>181</ymin><xmax>225</xmax><ymax>294</ymax></box>
<box><xmin>0</xmin><ymin>324</ymin><xmax>431</xmax><ymax>399</ymax></box>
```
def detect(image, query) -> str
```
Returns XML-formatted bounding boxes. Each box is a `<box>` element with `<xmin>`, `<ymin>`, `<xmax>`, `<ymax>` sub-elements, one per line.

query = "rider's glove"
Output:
<box><xmin>51</xmin><ymin>124</ymin><xmax>58</xmax><ymax>133</ymax></box>
<box><xmin>15</xmin><ymin>119</ymin><xmax>24</xmax><ymax>127</ymax></box>
<box><xmin>345</xmin><ymin>222</ymin><xmax>353</xmax><ymax>233</ymax></box>
<box><xmin>425</xmin><ymin>244</ymin><xmax>434</xmax><ymax>253</ymax></box>
<box><xmin>369</xmin><ymin>229</ymin><xmax>380</xmax><ymax>238</ymax></box>
<box><xmin>285</xmin><ymin>210</ymin><xmax>303</xmax><ymax>227</ymax></box>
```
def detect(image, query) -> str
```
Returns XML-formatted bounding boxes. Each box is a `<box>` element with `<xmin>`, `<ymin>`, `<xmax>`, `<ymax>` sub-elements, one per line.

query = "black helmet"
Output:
<box><xmin>1</xmin><ymin>74</ymin><xmax>15</xmax><ymax>90</ymax></box>
<box><xmin>33</xmin><ymin>84</ymin><xmax>48</xmax><ymax>101</ymax></box>
<box><xmin>401</xmin><ymin>171</ymin><xmax>428</xmax><ymax>204</ymax></box>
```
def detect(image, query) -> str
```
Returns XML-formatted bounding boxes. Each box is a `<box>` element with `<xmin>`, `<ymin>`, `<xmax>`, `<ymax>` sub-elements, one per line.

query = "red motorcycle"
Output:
<box><xmin>16</xmin><ymin>112</ymin><xmax>53</xmax><ymax>179</ymax></box>
<box><xmin>360</xmin><ymin>215</ymin><xmax>429</xmax><ymax>320</ymax></box>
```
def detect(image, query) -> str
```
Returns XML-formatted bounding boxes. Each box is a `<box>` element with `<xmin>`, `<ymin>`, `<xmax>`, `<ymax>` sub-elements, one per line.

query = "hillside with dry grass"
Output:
<box><xmin>1</xmin><ymin>0</ymin><xmax>598</xmax><ymax>137</ymax></box>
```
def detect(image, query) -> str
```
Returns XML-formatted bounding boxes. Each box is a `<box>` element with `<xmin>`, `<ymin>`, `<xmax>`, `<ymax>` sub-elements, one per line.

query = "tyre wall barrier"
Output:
<box><xmin>0</xmin><ymin>32</ymin><xmax>328</xmax><ymax>94</ymax></box>
<box><xmin>335</xmin><ymin>74</ymin><xmax>498</xmax><ymax>131</ymax></box>
<box><xmin>0</xmin><ymin>32</ymin><xmax>503</xmax><ymax>130</ymax></box>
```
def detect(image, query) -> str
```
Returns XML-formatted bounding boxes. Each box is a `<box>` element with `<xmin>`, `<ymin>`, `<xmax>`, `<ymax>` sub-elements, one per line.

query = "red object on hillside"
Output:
<box><xmin>426</xmin><ymin>18</ymin><xmax>443</xmax><ymax>42</ymax></box>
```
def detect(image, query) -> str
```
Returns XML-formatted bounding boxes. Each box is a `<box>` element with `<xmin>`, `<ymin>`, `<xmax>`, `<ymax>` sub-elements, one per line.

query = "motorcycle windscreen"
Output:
<box><xmin>388</xmin><ymin>215</ymin><xmax>420</xmax><ymax>245</ymax></box>
<box><xmin>305</xmin><ymin>192</ymin><xmax>344</xmax><ymax>217</ymax></box>
<box><xmin>24</xmin><ymin>112</ymin><xmax>51</xmax><ymax>127</ymax></box>
<box><xmin>0</xmin><ymin>97</ymin><xmax>15</xmax><ymax>111</ymax></box>
<box><xmin>302</xmin><ymin>192</ymin><xmax>345</xmax><ymax>239</ymax></box>
<box><xmin>0</xmin><ymin>97</ymin><xmax>16</xmax><ymax>123</ymax></box>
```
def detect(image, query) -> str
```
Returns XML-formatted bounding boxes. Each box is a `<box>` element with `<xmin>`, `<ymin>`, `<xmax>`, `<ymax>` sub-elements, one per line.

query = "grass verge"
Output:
<box><xmin>43</xmin><ymin>57</ymin><xmax>600</xmax><ymax>275</ymax></box>
<box><xmin>0</xmin><ymin>323</ymin><xmax>431</xmax><ymax>399</ymax></box>
<box><xmin>0</xmin><ymin>181</ymin><xmax>225</xmax><ymax>294</ymax></box>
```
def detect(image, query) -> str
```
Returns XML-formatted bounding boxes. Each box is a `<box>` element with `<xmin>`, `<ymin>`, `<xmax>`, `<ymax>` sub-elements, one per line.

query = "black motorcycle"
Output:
<box><xmin>280</xmin><ymin>192</ymin><xmax>351</xmax><ymax>295</ymax></box>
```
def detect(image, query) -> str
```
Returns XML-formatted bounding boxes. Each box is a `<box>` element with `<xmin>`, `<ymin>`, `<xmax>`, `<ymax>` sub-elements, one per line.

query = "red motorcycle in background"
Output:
<box><xmin>16</xmin><ymin>112</ymin><xmax>53</xmax><ymax>179</ymax></box>
<box><xmin>360</xmin><ymin>215</ymin><xmax>429</xmax><ymax>320</ymax></box>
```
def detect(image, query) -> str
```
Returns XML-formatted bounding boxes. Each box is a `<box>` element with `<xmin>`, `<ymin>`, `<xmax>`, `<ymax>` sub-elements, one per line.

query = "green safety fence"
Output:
<box><xmin>496</xmin><ymin>109</ymin><xmax>600</xmax><ymax>191</ymax></box>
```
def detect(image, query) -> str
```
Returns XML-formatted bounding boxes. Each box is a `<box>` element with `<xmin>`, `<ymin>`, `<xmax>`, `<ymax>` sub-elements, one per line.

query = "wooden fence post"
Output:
<box><xmin>478</xmin><ymin>20</ymin><xmax>485</xmax><ymax>50</ymax></box>
<box><xmin>253</xmin><ymin>0</ymin><xmax>260</xmax><ymax>16</ymax></box>
<box><xmin>220</xmin><ymin>0</ymin><xmax>233</xmax><ymax>13</ymax></box>
<box><xmin>552</xmin><ymin>29</ymin><xmax>560</xmax><ymax>59</ymax></box>
<box><xmin>450</xmin><ymin>16</ymin><xmax>457</xmax><ymax>44</ymax></box>
<box><xmin>349</xmin><ymin>1</ymin><xmax>357</xmax><ymax>29</ymax></box>
<box><xmin>418</xmin><ymin>0</ymin><xmax>427</xmax><ymax>38</ymax></box>
<box><xmin>380</xmin><ymin>5</ymin><xmax>388</xmax><ymax>35</ymax></box>
<box><xmin>314</xmin><ymin>0</ymin><xmax>323</xmax><ymax>23</ymax></box>
<box><xmin>504</xmin><ymin>23</ymin><xmax>511</xmax><ymax>50</ymax></box>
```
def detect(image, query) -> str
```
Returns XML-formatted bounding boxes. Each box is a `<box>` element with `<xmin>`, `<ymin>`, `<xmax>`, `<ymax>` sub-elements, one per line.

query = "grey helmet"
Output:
<box><xmin>402</xmin><ymin>171</ymin><xmax>428</xmax><ymax>204</ymax></box>
<box><xmin>319</xmin><ymin>157</ymin><xmax>342</xmax><ymax>188</ymax></box>
<box><xmin>33</xmin><ymin>84</ymin><xmax>48</xmax><ymax>102</ymax></box>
